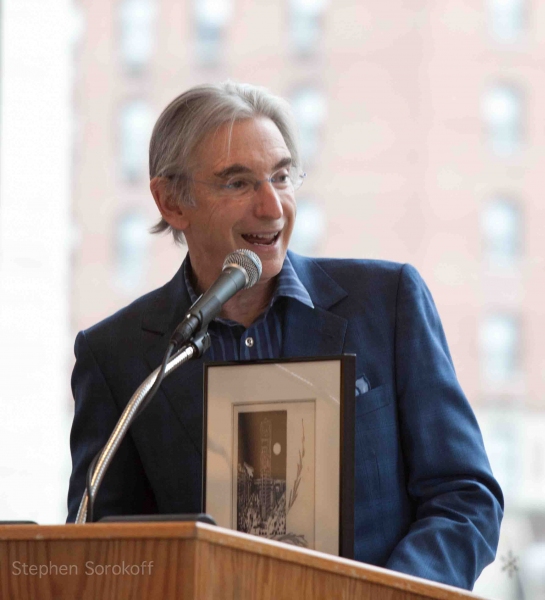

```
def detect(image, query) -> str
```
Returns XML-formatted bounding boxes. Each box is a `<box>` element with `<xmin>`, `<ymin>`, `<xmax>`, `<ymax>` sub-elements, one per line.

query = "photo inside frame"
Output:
<box><xmin>232</xmin><ymin>400</ymin><xmax>316</xmax><ymax>548</ymax></box>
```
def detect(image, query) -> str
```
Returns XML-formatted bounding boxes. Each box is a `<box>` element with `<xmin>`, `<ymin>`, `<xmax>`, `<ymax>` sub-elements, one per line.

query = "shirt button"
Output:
<box><xmin>245</xmin><ymin>337</ymin><xmax>254</xmax><ymax>348</ymax></box>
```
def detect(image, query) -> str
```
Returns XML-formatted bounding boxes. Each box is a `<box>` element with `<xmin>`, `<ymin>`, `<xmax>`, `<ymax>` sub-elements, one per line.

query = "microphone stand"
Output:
<box><xmin>75</xmin><ymin>330</ymin><xmax>211</xmax><ymax>525</ymax></box>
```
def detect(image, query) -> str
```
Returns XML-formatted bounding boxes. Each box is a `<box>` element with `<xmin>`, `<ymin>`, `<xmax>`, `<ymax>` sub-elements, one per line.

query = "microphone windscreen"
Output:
<box><xmin>222</xmin><ymin>249</ymin><xmax>262</xmax><ymax>289</ymax></box>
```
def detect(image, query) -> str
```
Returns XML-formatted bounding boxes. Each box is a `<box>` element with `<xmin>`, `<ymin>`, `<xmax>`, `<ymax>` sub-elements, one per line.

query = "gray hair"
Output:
<box><xmin>149</xmin><ymin>81</ymin><xmax>301</xmax><ymax>244</ymax></box>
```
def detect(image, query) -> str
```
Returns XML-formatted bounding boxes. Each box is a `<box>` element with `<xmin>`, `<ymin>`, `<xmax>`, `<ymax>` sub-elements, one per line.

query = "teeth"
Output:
<box><xmin>244</xmin><ymin>233</ymin><xmax>277</xmax><ymax>239</ymax></box>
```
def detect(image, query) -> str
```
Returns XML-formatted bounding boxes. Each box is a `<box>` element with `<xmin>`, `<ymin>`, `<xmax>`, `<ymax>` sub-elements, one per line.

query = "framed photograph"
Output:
<box><xmin>203</xmin><ymin>355</ymin><xmax>355</xmax><ymax>558</ymax></box>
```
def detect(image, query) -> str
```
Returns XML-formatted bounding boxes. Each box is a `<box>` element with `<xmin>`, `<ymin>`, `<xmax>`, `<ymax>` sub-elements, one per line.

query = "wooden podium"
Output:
<box><xmin>0</xmin><ymin>522</ymin><xmax>488</xmax><ymax>599</ymax></box>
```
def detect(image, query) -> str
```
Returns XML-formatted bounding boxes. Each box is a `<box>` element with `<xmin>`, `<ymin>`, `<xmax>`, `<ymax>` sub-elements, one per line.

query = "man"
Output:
<box><xmin>68</xmin><ymin>81</ymin><xmax>503</xmax><ymax>590</ymax></box>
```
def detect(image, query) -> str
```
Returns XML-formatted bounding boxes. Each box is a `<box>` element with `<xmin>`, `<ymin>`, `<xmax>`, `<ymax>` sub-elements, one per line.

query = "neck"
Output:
<box><xmin>189</xmin><ymin>262</ymin><xmax>276</xmax><ymax>329</ymax></box>
<box><xmin>220</xmin><ymin>278</ymin><xmax>276</xmax><ymax>328</ymax></box>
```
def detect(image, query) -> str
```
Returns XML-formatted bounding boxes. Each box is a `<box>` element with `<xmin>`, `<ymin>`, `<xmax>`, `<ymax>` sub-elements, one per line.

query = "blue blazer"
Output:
<box><xmin>67</xmin><ymin>251</ymin><xmax>503</xmax><ymax>590</ymax></box>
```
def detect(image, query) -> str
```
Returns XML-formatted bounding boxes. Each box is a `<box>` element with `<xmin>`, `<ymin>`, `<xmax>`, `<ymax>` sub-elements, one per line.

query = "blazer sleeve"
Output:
<box><xmin>384</xmin><ymin>264</ymin><xmax>503</xmax><ymax>589</ymax></box>
<box><xmin>67</xmin><ymin>330</ymin><xmax>158</xmax><ymax>522</ymax></box>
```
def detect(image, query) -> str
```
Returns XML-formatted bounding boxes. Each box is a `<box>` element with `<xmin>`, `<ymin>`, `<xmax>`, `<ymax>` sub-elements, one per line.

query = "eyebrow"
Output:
<box><xmin>213</xmin><ymin>156</ymin><xmax>292</xmax><ymax>180</ymax></box>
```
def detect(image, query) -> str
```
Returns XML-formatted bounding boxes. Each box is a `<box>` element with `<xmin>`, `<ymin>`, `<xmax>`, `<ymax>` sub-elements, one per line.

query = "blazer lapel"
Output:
<box><xmin>283</xmin><ymin>252</ymin><xmax>349</xmax><ymax>357</ymax></box>
<box><xmin>144</xmin><ymin>334</ymin><xmax>206</xmax><ymax>455</ymax></box>
<box><xmin>141</xmin><ymin>255</ymin><xmax>206</xmax><ymax>455</ymax></box>
<box><xmin>283</xmin><ymin>301</ymin><xmax>348</xmax><ymax>357</ymax></box>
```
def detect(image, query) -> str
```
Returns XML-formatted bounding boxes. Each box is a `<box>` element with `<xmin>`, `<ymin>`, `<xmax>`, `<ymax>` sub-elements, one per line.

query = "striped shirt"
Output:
<box><xmin>183</xmin><ymin>254</ymin><xmax>314</xmax><ymax>361</ymax></box>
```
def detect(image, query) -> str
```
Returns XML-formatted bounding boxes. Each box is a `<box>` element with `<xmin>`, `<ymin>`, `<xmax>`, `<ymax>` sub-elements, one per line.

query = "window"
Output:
<box><xmin>482</xmin><ymin>197</ymin><xmax>522</xmax><ymax>265</ymax></box>
<box><xmin>120</xmin><ymin>100</ymin><xmax>154</xmax><ymax>182</ymax></box>
<box><xmin>482</xmin><ymin>84</ymin><xmax>523</xmax><ymax>156</ymax></box>
<box><xmin>194</xmin><ymin>0</ymin><xmax>233</xmax><ymax>66</ymax></box>
<box><xmin>488</xmin><ymin>0</ymin><xmax>525</xmax><ymax>42</ymax></box>
<box><xmin>289</xmin><ymin>198</ymin><xmax>326</xmax><ymax>255</ymax></box>
<box><xmin>480</xmin><ymin>313</ymin><xmax>521</xmax><ymax>384</ymax></box>
<box><xmin>119</xmin><ymin>0</ymin><xmax>157</xmax><ymax>73</ymax></box>
<box><xmin>477</xmin><ymin>409</ymin><xmax>522</xmax><ymax>501</ymax></box>
<box><xmin>116</xmin><ymin>212</ymin><xmax>150</xmax><ymax>292</ymax></box>
<box><xmin>290</xmin><ymin>87</ymin><xmax>327</xmax><ymax>165</ymax></box>
<box><xmin>290</xmin><ymin>0</ymin><xmax>328</xmax><ymax>56</ymax></box>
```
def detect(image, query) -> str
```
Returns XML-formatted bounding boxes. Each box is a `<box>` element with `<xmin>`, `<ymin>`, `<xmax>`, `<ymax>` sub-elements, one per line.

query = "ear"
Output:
<box><xmin>150</xmin><ymin>177</ymin><xmax>190</xmax><ymax>231</ymax></box>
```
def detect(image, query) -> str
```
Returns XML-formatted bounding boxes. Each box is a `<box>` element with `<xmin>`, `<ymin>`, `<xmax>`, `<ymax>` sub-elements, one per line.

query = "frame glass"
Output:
<box><xmin>203</xmin><ymin>355</ymin><xmax>355</xmax><ymax>558</ymax></box>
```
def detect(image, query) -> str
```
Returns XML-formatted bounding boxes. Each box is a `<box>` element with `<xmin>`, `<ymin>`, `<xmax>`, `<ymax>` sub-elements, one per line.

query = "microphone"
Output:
<box><xmin>170</xmin><ymin>249</ymin><xmax>262</xmax><ymax>348</ymax></box>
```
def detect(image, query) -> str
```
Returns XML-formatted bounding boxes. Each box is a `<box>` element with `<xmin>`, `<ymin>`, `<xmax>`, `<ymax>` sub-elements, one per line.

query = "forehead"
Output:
<box><xmin>193</xmin><ymin>117</ymin><xmax>290</xmax><ymax>173</ymax></box>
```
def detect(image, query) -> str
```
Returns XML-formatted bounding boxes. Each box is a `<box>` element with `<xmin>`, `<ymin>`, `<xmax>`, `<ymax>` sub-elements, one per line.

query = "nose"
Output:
<box><xmin>253</xmin><ymin>180</ymin><xmax>284</xmax><ymax>220</ymax></box>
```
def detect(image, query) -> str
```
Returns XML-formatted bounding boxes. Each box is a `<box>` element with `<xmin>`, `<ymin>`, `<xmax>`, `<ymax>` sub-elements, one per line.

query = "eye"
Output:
<box><xmin>224</xmin><ymin>178</ymin><xmax>251</xmax><ymax>192</ymax></box>
<box><xmin>270</xmin><ymin>170</ymin><xmax>291</xmax><ymax>187</ymax></box>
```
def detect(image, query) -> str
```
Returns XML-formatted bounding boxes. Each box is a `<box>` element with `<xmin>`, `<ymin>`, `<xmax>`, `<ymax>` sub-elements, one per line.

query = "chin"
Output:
<box><xmin>259</xmin><ymin>257</ymin><xmax>285</xmax><ymax>282</ymax></box>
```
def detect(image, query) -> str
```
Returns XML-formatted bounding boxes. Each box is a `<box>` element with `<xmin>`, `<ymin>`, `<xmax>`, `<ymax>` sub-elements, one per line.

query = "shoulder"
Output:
<box><xmin>286</xmin><ymin>251</ymin><xmax>432</xmax><ymax>321</ymax></box>
<box><xmin>73</xmin><ymin>288</ymin><xmax>157</xmax><ymax>360</ymax></box>
<box><xmin>289</xmin><ymin>249</ymin><xmax>402</xmax><ymax>275</ymax></box>
<box><xmin>83</xmin><ymin>286</ymin><xmax>161</xmax><ymax>336</ymax></box>
<box><xmin>288</xmin><ymin>251</ymin><xmax>421</xmax><ymax>294</ymax></box>
<box><xmin>77</xmin><ymin>264</ymin><xmax>184</xmax><ymax>358</ymax></box>
<box><xmin>314</xmin><ymin>256</ymin><xmax>404</xmax><ymax>279</ymax></box>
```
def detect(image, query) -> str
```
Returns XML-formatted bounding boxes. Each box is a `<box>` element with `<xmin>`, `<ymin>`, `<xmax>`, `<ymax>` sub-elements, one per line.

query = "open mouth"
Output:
<box><xmin>241</xmin><ymin>232</ymin><xmax>280</xmax><ymax>246</ymax></box>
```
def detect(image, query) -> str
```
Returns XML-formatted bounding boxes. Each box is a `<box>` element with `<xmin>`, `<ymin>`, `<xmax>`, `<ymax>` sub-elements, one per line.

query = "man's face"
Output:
<box><xmin>182</xmin><ymin>117</ymin><xmax>296</xmax><ymax>288</ymax></box>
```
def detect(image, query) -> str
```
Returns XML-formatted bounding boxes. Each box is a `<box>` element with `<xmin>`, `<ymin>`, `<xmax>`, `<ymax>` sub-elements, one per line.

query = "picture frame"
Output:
<box><xmin>203</xmin><ymin>355</ymin><xmax>355</xmax><ymax>558</ymax></box>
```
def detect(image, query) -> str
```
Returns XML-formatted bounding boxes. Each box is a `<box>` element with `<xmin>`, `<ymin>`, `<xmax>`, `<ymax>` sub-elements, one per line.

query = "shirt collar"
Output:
<box><xmin>182</xmin><ymin>252</ymin><xmax>314</xmax><ymax>310</ymax></box>
<box><xmin>273</xmin><ymin>254</ymin><xmax>314</xmax><ymax>308</ymax></box>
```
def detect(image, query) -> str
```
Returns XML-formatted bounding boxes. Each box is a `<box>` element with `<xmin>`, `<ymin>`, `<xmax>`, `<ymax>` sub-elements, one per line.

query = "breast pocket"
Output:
<box><xmin>354</xmin><ymin>382</ymin><xmax>405</xmax><ymax>536</ymax></box>
<box><xmin>355</xmin><ymin>383</ymin><xmax>394</xmax><ymax>419</ymax></box>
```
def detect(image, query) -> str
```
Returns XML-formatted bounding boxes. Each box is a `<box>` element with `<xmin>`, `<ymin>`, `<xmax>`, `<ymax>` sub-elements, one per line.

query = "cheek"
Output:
<box><xmin>202</xmin><ymin>202</ymin><xmax>234</xmax><ymax>229</ymax></box>
<box><xmin>208</xmin><ymin>203</ymin><xmax>249</xmax><ymax>239</ymax></box>
<box><xmin>285</xmin><ymin>198</ymin><xmax>297</xmax><ymax>226</ymax></box>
